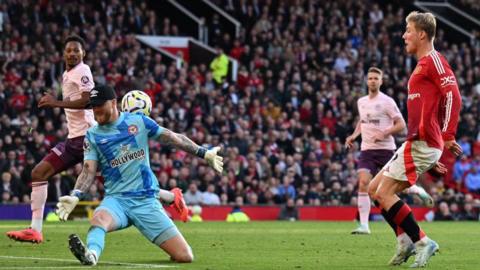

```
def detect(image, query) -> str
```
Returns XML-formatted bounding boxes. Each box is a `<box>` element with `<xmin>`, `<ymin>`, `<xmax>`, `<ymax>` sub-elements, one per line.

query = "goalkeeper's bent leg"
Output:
<box><xmin>87</xmin><ymin>226</ymin><xmax>106</xmax><ymax>260</ymax></box>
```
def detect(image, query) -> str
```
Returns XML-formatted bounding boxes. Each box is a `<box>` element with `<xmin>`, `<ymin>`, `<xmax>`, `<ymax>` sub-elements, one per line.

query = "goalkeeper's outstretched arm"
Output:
<box><xmin>73</xmin><ymin>160</ymin><xmax>98</xmax><ymax>196</ymax></box>
<box><xmin>158</xmin><ymin>129</ymin><xmax>224</xmax><ymax>174</ymax></box>
<box><xmin>56</xmin><ymin>160</ymin><xmax>98</xmax><ymax>221</ymax></box>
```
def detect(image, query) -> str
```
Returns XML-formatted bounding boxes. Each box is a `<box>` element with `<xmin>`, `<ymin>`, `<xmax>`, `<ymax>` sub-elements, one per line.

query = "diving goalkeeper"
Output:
<box><xmin>56</xmin><ymin>85</ymin><xmax>223</xmax><ymax>265</ymax></box>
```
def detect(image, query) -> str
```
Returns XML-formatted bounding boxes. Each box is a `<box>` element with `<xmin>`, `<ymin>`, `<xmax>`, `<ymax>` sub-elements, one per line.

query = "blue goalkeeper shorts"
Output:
<box><xmin>94</xmin><ymin>196</ymin><xmax>178</xmax><ymax>243</ymax></box>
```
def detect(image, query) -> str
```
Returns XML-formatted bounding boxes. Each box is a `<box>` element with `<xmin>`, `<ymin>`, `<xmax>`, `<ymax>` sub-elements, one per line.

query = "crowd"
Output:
<box><xmin>1</xmin><ymin>0</ymin><xmax>479</xmax><ymax>220</ymax></box>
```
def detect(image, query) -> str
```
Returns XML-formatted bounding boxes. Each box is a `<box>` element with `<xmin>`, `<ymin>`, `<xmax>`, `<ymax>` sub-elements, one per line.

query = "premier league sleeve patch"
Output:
<box><xmin>83</xmin><ymin>138</ymin><xmax>91</xmax><ymax>152</ymax></box>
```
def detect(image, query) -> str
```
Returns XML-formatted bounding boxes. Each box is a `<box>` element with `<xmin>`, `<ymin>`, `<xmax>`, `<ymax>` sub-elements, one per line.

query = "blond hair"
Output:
<box><xmin>406</xmin><ymin>11</ymin><xmax>436</xmax><ymax>41</ymax></box>
<box><xmin>367</xmin><ymin>67</ymin><xmax>383</xmax><ymax>76</ymax></box>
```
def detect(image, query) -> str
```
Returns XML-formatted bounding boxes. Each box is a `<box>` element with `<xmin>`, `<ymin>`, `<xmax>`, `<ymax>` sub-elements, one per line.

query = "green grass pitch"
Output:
<box><xmin>0</xmin><ymin>221</ymin><xmax>478</xmax><ymax>269</ymax></box>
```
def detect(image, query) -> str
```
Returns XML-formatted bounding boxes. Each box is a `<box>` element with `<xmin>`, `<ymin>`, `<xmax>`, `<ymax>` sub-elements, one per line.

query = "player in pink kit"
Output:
<box><xmin>6</xmin><ymin>35</ymin><xmax>187</xmax><ymax>243</ymax></box>
<box><xmin>368</xmin><ymin>12</ymin><xmax>462</xmax><ymax>267</ymax></box>
<box><xmin>6</xmin><ymin>35</ymin><xmax>95</xmax><ymax>243</ymax></box>
<box><xmin>347</xmin><ymin>67</ymin><xmax>433</xmax><ymax>235</ymax></box>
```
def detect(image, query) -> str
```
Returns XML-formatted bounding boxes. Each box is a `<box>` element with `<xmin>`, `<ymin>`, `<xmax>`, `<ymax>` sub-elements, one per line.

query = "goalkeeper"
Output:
<box><xmin>56</xmin><ymin>85</ymin><xmax>223</xmax><ymax>265</ymax></box>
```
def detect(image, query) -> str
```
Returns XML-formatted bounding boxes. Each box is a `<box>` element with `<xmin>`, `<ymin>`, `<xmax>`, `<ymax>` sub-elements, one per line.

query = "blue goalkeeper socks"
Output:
<box><xmin>87</xmin><ymin>226</ymin><xmax>106</xmax><ymax>259</ymax></box>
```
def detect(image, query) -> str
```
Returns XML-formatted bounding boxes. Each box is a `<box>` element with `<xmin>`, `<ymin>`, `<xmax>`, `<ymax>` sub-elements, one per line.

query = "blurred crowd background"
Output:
<box><xmin>1</xmin><ymin>0</ymin><xmax>480</xmax><ymax>221</ymax></box>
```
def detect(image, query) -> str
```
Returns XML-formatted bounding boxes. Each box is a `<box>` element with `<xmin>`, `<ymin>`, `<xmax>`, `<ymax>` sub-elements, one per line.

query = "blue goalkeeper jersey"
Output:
<box><xmin>83</xmin><ymin>112</ymin><xmax>164</xmax><ymax>198</ymax></box>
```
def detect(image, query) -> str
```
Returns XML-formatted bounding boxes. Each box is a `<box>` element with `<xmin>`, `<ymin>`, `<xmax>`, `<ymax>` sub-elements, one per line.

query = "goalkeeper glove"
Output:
<box><xmin>198</xmin><ymin>146</ymin><xmax>224</xmax><ymax>174</ymax></box>
<box><xmin>55</xmin><ymin>190</ymin><xmax>82</xmax><ymax>221</ymax></box>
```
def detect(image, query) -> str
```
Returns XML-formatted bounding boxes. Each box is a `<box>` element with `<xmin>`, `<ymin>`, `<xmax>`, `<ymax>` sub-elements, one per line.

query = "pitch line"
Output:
<box><xmin>0</xmin><ymin>256</ymin><xmax>175</xmax><ymax>268</ymax></box>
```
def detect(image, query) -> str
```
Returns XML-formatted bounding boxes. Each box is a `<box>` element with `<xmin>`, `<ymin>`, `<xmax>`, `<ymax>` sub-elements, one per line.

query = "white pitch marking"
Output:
<box><xmin>0</xmin><ymin>256</ymin><xmax>175</xmax><ymax>268</ymax></box>
<box><xmin>0</xmin><ymin>267</ymin><xmax>115</xmax><ymax>269</ymax></box>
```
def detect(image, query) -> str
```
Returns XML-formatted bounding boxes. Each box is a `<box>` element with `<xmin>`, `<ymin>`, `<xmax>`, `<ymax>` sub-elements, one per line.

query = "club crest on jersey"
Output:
<box><xmin>413</xmin><ymin>66</ymin><xmax>422</xmax><ymax>74</ymax></box>
<box><xmin>128</xmin><ymin>125</ymin><xmax>138</xmax><ymax>135</ymax></box>
<box><xmin>81</xmin><ymin>76</ymin><xmax>90</xmax><ymax>84</ymax></box>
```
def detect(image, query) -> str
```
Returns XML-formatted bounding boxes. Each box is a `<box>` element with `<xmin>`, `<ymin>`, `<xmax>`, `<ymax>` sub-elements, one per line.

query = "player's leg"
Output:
<box><xmin>7</xmin><ymin>138</ymin><xmax>85</xmax><ymax>243</ymax></box>
<box><xmin>159</xmin><ymin>188</ymin><xmax>189</xmax><ymax>222</ymax></box>
<box><xmin>372</xmin><ymin>175</ymin><xmax>416</xmax><ymax>265</ymax></box>
<box><xmin>405</xmin><ymin>183</ymin><xmax>434</xmax><ymax>208</ymax></box>
<box><xmin>69</xmin><ymin>197</ymin><xmax>129</xmax><ymax>265</ymax></box>
<box><xmin>352</xmin><ymin>169</ymin><xmax>372</xmax><ymax>234</ymax></box>
<box><xmin>6</xmin><ymin>152</ymin><xmax>60</xmax><ymax>243</ymax></box>
<box><xmin>131</xmin><ymin>198</ymin><xmax>193</xmax><ymax>263</ymax></box>
<box><xmin>157</xmin><ymin>232</ymin><xmax>194</xmax><ymax>263</ymax></box>
<box><xmin>369</xmin><ymin>169</ymin><xmax>412</xmax><ymax>247</ymax></box>
<box><xmin>368</xmin><ymin>145</ymin><xmax>415</xmax><ymax>265</ymax></box>
<box><xmin>376</xmin><ymin>141</ymin><xmax>441</xmax><ymax>267</ymax></box>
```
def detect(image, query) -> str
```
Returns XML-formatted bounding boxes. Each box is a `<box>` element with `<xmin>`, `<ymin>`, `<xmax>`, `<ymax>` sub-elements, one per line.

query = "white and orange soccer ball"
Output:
<box><xmin>121</xmin><ymin>90</ymin><xmax>152</xmax><ymax>116</ymax></box>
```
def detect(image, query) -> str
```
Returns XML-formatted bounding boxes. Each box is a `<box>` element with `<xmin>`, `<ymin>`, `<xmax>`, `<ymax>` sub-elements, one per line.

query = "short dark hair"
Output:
<box><xmin>64</xmin><ymin>34</ymin><xmax>86</xmax><ymax>50</ymax></box>
<box><xmin>367</xmin><ymin>67</ymin><xmax>383</xmax><ymax>76</ymax></box>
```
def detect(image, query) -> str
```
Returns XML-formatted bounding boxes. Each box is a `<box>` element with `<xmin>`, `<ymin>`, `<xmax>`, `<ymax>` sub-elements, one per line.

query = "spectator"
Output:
<box><xmin>462</xmin><ymin>203</ymin><xmax>478</xmax><ymax>220</ymax></box>
<box><xmin>226</xmin><ymin>196</ymin><xmax>250</xmax><ymax>222</ymax></box>
<box><xmin>277</xmin><ymin>175</ymin><xmax>296</xmax><ymax>203</ymax></box>
<box><xmin>278</xmin><ymin>198</ymin><xmax>299</xmax><ymax>221</ymax></box>
<box><xmin>1</xmin><ymin>171</ymin><xmax>21</xmax><ymax>202</ymax></box>
<box><xmin>453</xmin><ymin>155</ymin><xmax>472</xmax><ymax>186</ymax></box>
<box><xmin>434</xmin><ymin>202</ymin><xmax>454</xmax><ymax>221</ymax></box>
<box><xmin>47</xmin><ymin>174</ymin><xmax>70</xmax><ymax>202</ymax></box>
<box><xmin>184</xmin><ymin>183</ymin><xmax>203</xmax><ymax>205</ymax></box>
<box><xmin>210</xmin><ymin>47</ymin><xmax>229</xmax><ymax>85</ymax></box>
<box><xmin>202</xmin><ymin>183</ymin><xmax>220</xmax><ymax>205</ymax></box>
<box><xmin>465</xmin><ymin>166</ymin><xmax>480</xmax><ymax>193</ymax></box>
<box><xmin>449</xmin><ymin>203</ymin><xmax>463</xmax><ymax>221</ymax></box>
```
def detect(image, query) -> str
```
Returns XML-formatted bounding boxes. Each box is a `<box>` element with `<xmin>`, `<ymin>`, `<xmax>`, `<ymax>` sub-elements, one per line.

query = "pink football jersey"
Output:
<box><xmin>357</xmin><ymin>92</ymin><xmax>403</xmax><ymax>151</ymax></box>
<box><xmin>62</xmin><ymin>62</ymin><xmax>96</xmax><ymax>138</ymax></box>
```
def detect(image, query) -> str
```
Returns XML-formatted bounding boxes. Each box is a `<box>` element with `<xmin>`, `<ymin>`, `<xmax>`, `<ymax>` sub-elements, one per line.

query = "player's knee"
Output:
<box><xmin>31</xmin><ymin>165</ymin><xmax>47</xmax><ymax>182</ymax></box>
<box><xmin>90</xmin><ymin>211</ymin><xmax>113</xmax><ymax>230</ymax></box>
<box><xmin>374</xmin><ymin>191</ymin><xmax>386</xmax><ymax>205</ymax></box>
<box><xmin>359</xmin><ymin>178</ymin><xmax>369</xmax><ymax>192</ymax></box>
<box><xmin>174</xmin><ymin>246</ymin><xmax>194</xmax><ymax>263</ymax></box>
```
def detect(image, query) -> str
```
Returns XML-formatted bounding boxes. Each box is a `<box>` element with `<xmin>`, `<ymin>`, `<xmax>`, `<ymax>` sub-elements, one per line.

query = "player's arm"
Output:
<box><xmin>158</xmin><ymin>128</ymin><xmax>224</xmax><ymax>173</ymax></box>
<box><xmin>55</xmin><ymin>160</ymin><xmax>98</xmax><ymax>221</ymax></box>
<box><xmin>430</xmin><ymin>61</ymin><xmax>463</xmax><ymax>156</ymax></box>
<box><xmin>383</xmin><ymin>116</ymin><xmax>406</xmax><ymax>137</ymax></box>
<box><xmin>39</xmin><ymin>67</ymin><xmax>94</xmax><ymax>109</ymax></box>
<box><xmin>373</xmin><ymin>100</ymin><xmax>406</xmax><ymax>142</ymax></box>
<box><xmin>441</xmin><ymin>88</ymin><xmax>462</xmax><ymax>156</ymax></box>
<box><xmin>73</xmin><ymin>160</ymin><xmax>99</xmax><ymax>194</ymax></box>
<box><xmin>345</xmin><ymin>121</ymin><xmax>361</xmax><ymax>149</ymax></box>
<box><xmin>38</xmin><ymin>91</ymin><xmax>91</xmax><ymax>109</ymax></box>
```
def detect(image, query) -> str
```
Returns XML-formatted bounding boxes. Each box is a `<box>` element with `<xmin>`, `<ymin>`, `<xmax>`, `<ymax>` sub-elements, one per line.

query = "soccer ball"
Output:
<box><xmin>121</xmin><ymin>90</ymin><xmax>152</xmax><ymax>116</ymax></box>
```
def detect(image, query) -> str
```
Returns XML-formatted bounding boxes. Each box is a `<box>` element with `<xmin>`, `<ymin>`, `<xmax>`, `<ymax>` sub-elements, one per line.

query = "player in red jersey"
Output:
<box><xmin>368</xmin><ymin>11</ymin><xmax>462</xmax><ymax>268</ymax></box>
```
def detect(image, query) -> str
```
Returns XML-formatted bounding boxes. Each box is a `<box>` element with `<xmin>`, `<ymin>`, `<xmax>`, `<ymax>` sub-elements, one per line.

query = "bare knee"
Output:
<box><xmin>172</xmin><ymin>246</ymin><xmax>194</xmax><ymax>263</ymax></box>
<box><xmin>374</xmin><ymin>191</ymin><xmax>387</xmax><ymax>205</ymax></box>
<box><xmin>358</xmin><ymin>177</ymin><xmax>370</xmax><ymax>193</ymax></box>
<box><xmin>90</xmin><ymin>211</ymin><xmax>116</xmax><ymax>231</ymax></box>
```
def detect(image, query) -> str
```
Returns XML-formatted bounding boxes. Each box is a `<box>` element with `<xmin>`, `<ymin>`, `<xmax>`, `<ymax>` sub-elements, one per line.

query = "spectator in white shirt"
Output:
<box><xmin>202</xmin><ymin>184</ymin><xmax>220</xmax><ymax>205</ymax></box>
<box><xmin>184</xmin><ymin>183</ymin><xmax>203</xmax><ymax>205</ymax></box>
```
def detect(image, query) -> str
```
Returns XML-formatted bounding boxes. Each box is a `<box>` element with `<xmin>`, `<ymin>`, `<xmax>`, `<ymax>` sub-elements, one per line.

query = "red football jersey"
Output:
<box><xmin>406</xmin><ymin>50</ymin><xmax>462</xmax><ymax>150</ymax></box>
